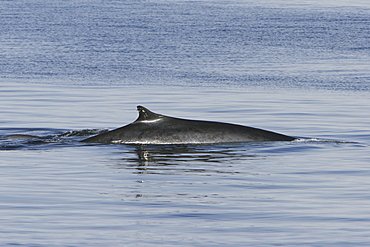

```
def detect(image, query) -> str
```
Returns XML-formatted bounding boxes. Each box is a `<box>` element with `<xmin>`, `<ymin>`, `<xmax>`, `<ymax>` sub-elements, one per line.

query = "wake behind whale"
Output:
<box><xmin>81</xmin><ymin>106</ymin><xmax>295</xmax><ymax>144</ymax></box>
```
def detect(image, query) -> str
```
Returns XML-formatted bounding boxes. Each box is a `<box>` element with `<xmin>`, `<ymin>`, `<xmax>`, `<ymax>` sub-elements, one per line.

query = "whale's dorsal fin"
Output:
<box><xmin>135</xmin><ymin>105</ymin><xmax>164</xmax><ymax>122</ymax></box>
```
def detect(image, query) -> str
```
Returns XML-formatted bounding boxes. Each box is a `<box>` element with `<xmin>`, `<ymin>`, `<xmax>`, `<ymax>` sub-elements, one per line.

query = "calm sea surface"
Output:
<box><xmin>1</xmin><ymin>0</ymin><xmax>370</xmax><ymax>246</ymax></box>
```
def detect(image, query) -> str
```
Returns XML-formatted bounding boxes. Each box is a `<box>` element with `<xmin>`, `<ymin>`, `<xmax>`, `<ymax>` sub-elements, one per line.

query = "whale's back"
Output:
<box><xmin>82</xmin><ymin>106</ymin><xmax>294</xmax><ymax>144</ymax></box>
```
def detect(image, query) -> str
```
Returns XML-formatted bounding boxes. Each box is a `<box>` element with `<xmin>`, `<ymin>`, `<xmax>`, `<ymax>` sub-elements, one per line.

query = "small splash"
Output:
<box><xmin>0</xmin><ymin>128</ymin><xmax>105</xmax><ymax>150</ymax></box>
<box><xmin>58</xmin><ymin>129</ymin><xmax>109</xmax><ymax>138</ymax></box>
<box><xmin>293</xmin><ymin>138</ymin><xmax>359</xmax><ymax>144</ymax></box>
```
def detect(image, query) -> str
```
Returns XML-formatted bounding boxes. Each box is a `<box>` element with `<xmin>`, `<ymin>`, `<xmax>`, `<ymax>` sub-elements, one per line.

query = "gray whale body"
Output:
<box><xmin>82</xmin><ymin>106</ymin><xmax>295</xmax><ymax>144</ymax></box>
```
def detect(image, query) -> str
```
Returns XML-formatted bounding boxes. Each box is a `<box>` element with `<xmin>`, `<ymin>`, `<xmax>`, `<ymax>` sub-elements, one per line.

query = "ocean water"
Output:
<box><xmin>1</xmin><ymin>0</ymin><xmax>370</xmax><ymax>246</ymax></box>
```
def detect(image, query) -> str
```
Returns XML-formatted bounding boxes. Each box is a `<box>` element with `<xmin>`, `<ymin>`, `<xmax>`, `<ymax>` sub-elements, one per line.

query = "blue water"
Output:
<box><xmin>1</xmin><ymin>0</ymin><xmax>370</xmax><ymax>246</ymax></box>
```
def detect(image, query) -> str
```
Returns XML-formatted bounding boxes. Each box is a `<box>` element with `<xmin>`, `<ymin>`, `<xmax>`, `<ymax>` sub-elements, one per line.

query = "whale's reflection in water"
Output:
<box><xmin>107</xmin><ymin>144</ymin><xmax>274</xmax><ymax>203</ymax></box>
<box><xmin>111</xmin><ymin>144</ymin><xmax>264</xmax><ymax>175</ymax></box>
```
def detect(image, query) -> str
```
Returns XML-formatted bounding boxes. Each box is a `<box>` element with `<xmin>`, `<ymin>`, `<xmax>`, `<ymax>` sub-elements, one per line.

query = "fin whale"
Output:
<box><xmin>81</xmin><ymin>106</ymin><xmax>295</xmax><ymax>144</ymax></box>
